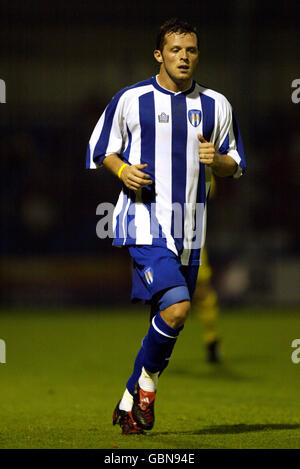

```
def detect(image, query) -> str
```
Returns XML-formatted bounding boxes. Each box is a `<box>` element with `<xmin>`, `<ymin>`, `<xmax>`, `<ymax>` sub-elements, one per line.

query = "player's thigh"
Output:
<box><xmin>129</xmin><ymin>245</ymin><xmax>188</xmax><ymax>302</ymax></box>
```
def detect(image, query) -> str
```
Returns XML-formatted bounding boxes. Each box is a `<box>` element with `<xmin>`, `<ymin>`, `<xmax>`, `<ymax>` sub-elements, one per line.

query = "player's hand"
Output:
<box><xmin>121</xmin><ymin>163</ymin><xmax>153</xmax><ymax>192</ymax></box>
<box><xmin>198</xmin><ymin>134</ymin><xmax>216</xmax><ymax>166</ymax></box>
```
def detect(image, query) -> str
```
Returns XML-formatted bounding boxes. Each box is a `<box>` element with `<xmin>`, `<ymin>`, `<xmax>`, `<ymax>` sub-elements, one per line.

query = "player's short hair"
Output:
<box><xmin>156</xmin><ymin>18</ymin><xmax>199</xmax><ymax>52</ymax></box>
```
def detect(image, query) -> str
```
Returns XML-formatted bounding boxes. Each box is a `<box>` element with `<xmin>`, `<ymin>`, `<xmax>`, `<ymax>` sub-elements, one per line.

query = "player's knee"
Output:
<box><xmin>161</xmin><ymin>300</ymin><xmax>191</xmax><ymax>329</ymax></box>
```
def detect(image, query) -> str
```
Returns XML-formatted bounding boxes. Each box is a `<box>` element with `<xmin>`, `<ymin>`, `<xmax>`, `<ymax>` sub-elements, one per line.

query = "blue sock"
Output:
<box><xmin>126</xmin><ymin>312</ymin><xmax>183</xmax><ymax>393</ymax></box>
<box><xmin>126</xmin><ymin>339</ymin><xmax>145</xmax><ymax>395</ymax></box>
<box><xmin>142</xmin><ymin>312</ymin><xmax>183</xmax><ymax>373</ymax></box>
<box><xmin>158</xmin><ymin>338</ymin><xmax>177</xmax><ymax>376</ymax></box>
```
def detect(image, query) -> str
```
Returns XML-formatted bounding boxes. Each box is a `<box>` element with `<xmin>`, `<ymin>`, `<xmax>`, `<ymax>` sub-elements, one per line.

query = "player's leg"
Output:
<box><xmin>132</xmin><ymin>291</ymin><xmax>191</xmax><ymax>430</ymax></box>
<box><xmin>127</xmin><ymin>262</ymin><xmax>198</xmax><ymax>389</ymax></box>
<box><xmin>126</xmin><ymin>295</ymin><xmax>188</xmax><ymax>398</ymax></box>
<box><xmin>114</xmin><ymin>246</ymin><xmax>194</xmax><ymax>433</ymax></box>
<box><xmin>196</xmin><ymin>284</ymin><xmax>220</xmax><ymax>362</ymax></box>
<box><xmin>193</xmin><ymin>246</ymin><xmax>221</xmax><ymax>363</ymax></box>
<box><xmin>115</xmin><ymin>293</ymin><xmax>190</xmax><ymax>433</ymax></box>
<box><xmin>130</xmin><ymin>260</ymin><xmax>199</xmax><ymax>431</ymax></box>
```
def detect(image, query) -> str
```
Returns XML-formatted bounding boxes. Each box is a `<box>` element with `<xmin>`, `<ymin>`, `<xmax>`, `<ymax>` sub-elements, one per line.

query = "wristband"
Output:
<box><xmin>118</xmin><ymin>163</ymin><xmax>129</xmax><ymax>179</ymax></box>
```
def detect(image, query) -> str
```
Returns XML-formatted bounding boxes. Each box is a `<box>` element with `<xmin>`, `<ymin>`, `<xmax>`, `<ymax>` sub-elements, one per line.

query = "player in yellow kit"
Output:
<box><xmin>193</xmin><ymin>175</ymin><xmax>221</xmax><ymax>363</ymax></box>
<box><xmin>193</xmin><ymin>246</ymin><xmax>221</xmax><ymax>363</ymax></box>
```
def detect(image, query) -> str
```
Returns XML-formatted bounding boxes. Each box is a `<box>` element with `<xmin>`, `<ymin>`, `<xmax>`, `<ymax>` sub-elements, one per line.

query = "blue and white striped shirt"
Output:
<box><xmin>86</xmin><ymin>76</ymin><xmax>246</xmax><ymax>265</ymax></box>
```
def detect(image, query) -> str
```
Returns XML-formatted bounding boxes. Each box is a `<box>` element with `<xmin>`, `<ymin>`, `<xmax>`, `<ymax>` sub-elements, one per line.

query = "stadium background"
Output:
<box><xmin>1</xmin><ymin>0</ymin><xmax>299</xmax><ymax>309</ymax></box>
<box><xmin>0</xmin><ymin>0</ymin><xmax>300</xmax><ymax>450</ymax></box>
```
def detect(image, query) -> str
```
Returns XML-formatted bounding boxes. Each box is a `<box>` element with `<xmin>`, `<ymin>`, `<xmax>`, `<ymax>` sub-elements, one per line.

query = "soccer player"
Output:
<box><xmin>86</xmin><ymin>18</ymin><xmax>246</xmax><ymax>434</ymax></box>
<box><xmin>194</xmin><ymin>245</ymin><xmax>221</xmax><ymax>363</ymax></box>
<box><xmin>193</xmin><ymin>176</ymin><xmax>221</xmax><ymax>363</ymax></box>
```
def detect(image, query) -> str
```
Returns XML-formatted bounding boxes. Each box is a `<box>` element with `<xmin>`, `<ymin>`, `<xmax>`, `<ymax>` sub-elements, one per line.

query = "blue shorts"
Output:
<box><xmin>129</xmin><ymin>245</ymin><xmax>199</xmax><ymax>305</ymax></box>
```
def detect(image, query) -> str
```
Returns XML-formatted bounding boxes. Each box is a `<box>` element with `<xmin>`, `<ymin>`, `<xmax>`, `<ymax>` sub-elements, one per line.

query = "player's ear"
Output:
<box><xmin>154</xmin><ymin>49</ymin><xmax>163</xmax><ymax>64</ymax></box>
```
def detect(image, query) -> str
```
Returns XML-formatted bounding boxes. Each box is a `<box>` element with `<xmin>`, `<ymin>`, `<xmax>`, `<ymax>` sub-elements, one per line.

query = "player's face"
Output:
<box><xmin>154</xmin><ymin>32</ymin><xmax>199</xmax><ymax>89</ymax></box>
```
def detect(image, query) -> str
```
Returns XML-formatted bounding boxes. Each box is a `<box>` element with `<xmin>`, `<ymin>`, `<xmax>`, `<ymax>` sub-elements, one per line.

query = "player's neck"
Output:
<box><xmin>156</xmin><ymin>72</ymin><xmax>193</xmax><ymax>94</ymax></box>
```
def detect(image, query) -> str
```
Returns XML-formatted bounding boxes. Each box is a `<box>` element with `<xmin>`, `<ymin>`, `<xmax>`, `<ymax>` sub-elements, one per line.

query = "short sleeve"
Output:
<box><xmin>215</xmin><ymin>97</ymin><xmax>246</xmax><ymax>178</ymax></box>
<box><xmin>85</xmin><ymin>89</ymin><xmax>128</xmax><ymax>169</ymax></box>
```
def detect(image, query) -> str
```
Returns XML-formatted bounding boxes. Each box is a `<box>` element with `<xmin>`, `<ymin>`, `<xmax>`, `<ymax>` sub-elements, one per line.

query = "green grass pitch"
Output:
<box><xmin>0</xmin><ymin>306</ymin><xmax>300</xmax><ymax>449</ymax></box>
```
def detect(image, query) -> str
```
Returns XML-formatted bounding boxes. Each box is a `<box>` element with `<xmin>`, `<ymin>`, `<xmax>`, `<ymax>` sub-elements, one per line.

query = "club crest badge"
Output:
<box><xmin>188</xmin><ymin>109</ymin><xmax>201</xmax><ymax>127</ymax></box>
<box><xmin>144</xmin><ymin>267</ymin><xmax>154</xmax><ymax>285</ymax></box>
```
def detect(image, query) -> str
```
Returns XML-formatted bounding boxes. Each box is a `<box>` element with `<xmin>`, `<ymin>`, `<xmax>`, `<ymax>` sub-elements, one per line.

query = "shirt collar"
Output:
<box><xmin>152</xmin><ymin>75</ymin><xmax>196</xmax><ymax>96</ymax></box>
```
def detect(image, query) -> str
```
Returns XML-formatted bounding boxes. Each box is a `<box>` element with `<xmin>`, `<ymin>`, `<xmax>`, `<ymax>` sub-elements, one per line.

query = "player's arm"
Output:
<box><xmin>197</xmin><ymin>135</ymin><xmax>237</xmax><ymax>177</ymax></box>
<box><xmin>103</xmin><ymin>153</ymin><xmax>153</xmax><ymax>192</ymax></box>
